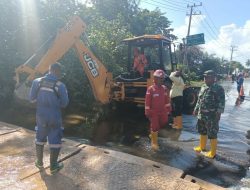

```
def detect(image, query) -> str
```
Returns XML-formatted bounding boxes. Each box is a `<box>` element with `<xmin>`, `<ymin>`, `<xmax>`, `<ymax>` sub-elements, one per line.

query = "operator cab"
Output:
<box><xmin>121</xmin><ymin>34</ymin><xmax>173</xmax><ymax>80</ymax></box>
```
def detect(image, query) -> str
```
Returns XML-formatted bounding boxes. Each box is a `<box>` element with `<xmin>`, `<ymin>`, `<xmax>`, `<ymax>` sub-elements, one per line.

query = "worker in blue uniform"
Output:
<box><xmin>29</xmin><ymin>62</ymin><xmax>69</xmax><ymax>174</ymax></box>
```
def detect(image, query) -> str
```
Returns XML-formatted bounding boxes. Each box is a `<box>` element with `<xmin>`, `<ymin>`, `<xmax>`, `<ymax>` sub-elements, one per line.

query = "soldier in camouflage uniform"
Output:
<box><xmin>193</xmin><ymin>70</ymin><xmax>225</xmax><ymax>159</ymax></box>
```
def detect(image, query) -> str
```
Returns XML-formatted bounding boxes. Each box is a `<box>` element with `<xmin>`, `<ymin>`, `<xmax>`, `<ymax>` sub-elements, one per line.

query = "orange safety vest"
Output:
<box><xmin>133</xmin><ymin>54</ymin><xmax>148</xmax><ymax>76</ymax></box>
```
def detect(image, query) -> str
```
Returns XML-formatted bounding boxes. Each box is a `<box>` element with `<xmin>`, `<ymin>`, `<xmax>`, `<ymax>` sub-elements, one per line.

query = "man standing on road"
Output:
<box><xmin>236</xmin><ymin>72</ymin><xmax>245</xmax><ymax>102</ymax></box>
<box><xmin>169</xmin><ymin>70</ymin><xmax>185</xmax><ymax>129</ymax></box>
<box><xmin>236</xmin><ymin>72</ymin><xmax>244</xmax><ymax>95</ymax></box>
<box><xmin>193</xmin><ymin>70</ymin><xmax>225</xmax><ymax>159</ymax></box>
<box><xmin>29</xmin><ymin>62</ymin><xmax>69</xmax><ymax>174</ymax></box>
<box><xmin>145</xmin><ymin>69</ymin><xmax>171</xmax><ymax>151</ymax></box>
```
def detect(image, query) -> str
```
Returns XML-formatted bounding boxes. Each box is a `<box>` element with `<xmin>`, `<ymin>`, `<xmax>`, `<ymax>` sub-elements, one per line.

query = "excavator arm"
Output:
<box><xmin>73</xmin><ymin>39</ymin><xmax>113</xmax><ymax>104</ymax></box>
<box><xmin>15</xmin><ymin>16</ymin><xmax>115</xmax><ymax>104</ymax></box>
<box><xmin>15</xmin><ymin>16</ymin><xmax>85</xmax><ymax>85</ymax></box>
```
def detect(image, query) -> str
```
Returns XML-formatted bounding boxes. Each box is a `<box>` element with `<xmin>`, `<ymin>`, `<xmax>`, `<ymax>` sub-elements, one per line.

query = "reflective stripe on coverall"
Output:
<box><xmin>145</xmin><ymin>84</ymin><xmax>171</xmax><ymax>132</ymax></box>
<box><xmin>29</xmin><ymin>73</ymin><xmax>69</xmax><ymax>148</ymax></box>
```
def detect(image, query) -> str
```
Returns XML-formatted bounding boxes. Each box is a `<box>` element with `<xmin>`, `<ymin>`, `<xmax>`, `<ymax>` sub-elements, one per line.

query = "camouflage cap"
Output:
<box><xmin>203</xmin><ymin>70</ymin><xmax>216</xmax><ymax>77</ymax></box>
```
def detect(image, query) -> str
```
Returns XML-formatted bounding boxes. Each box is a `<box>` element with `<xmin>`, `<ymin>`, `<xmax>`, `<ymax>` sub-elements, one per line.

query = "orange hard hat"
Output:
<box><xmin>153</xmin><ymin>69</ymin><xmax>165</xmax><ymax>78</ymax></box>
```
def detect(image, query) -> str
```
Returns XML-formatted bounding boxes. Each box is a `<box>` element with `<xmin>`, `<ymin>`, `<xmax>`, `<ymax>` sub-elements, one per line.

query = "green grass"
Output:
<box><xmin>189</xmin><ymin>81</ymin><xmax>204</xmax><ymax>87</ymax></box>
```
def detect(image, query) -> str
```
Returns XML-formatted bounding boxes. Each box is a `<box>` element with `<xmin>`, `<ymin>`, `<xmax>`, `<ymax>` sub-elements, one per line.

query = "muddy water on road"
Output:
<box><xmin>1</xmin><ymin>80</ymin><xmax>249</xmax><ymax>188</ymax></box>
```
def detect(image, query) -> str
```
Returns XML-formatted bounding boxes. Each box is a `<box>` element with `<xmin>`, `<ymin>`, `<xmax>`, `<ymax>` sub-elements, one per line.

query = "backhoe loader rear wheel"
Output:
<box><xmin>183</xmin><ymin>87</ymin><xmax>199</xmax><ymax>115</ymax></box>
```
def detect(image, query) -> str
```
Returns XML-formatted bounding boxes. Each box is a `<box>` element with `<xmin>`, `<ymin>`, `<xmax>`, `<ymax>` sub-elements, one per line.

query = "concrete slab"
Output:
<box><xmin>0</xmin><ymin>121</ymin><xmax>20</xmax><ymax>135</ymax></box>
<box><xmin>0</xmin><ymin>122</ymin><xmax>226</xmax><ymax>190</ymax></box>
<box><xmin>185</xmin><ymin>175</ymin><xmax>226</xmax><ymax>190</ymax></box>
<box><xmin>19</xmin><ymin>145</ymin><xmax>201</xmax><ymax>190</ymax></box>
<box><xmin>0</xmin><ymin>126</ymin><xmax>80</xmax><ymax>189</ymax></box>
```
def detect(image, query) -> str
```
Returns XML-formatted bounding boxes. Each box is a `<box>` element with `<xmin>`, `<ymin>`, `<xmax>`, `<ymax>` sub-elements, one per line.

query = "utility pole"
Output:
<box><xmin>187</xmin><ymin>3</ymin><xmax>202</xmax><ymax>36</ymax></box>
<box><xmin>229</xmin><ymin>45</ymin><xmax>237</xmax><ymax>75</ymax></box>
<box><xmin>230</xmin><ymin>45</ymin><xmax>237</xmax><ymax>62</ymax></box>
<box><xmin>183</xmin><ymin>2</ymin><xmax>202</xmax><ymax>72</ymax></box>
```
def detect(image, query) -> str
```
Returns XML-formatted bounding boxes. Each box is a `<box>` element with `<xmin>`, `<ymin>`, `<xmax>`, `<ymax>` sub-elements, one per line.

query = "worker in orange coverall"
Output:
<box><xmin>145</xmin><ymin>69</ymin><xmax>171</xmax><ymax>151</ymax></box>
<box><xmin>133</xmin><ymin>48</ymin><xmax>148</xmax><ymax>76</ymax></box>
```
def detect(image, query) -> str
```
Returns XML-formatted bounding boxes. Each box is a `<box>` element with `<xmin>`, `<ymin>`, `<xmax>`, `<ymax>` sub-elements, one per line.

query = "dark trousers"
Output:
<box><xmin>171</xmin><ymin>96</ymin><xmax>183</xmax><ymax>117</ymax></box>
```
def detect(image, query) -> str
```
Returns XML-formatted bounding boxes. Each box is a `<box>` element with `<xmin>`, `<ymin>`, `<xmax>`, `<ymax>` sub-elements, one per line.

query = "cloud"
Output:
<box><xmin>173</xmin><ymin>18</ymin><xmax>250</xmax><ymax>65</ymax></box>
<box><xmin>206</xmin><ymin>21</ymin><xmax>250</xmax><ymax>65</ymax></box>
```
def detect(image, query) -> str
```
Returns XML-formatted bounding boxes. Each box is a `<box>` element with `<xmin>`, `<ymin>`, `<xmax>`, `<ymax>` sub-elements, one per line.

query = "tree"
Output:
<box><xmin>130</xmin><ymin>8</ymin><xmax>172</xmax><ymax>36</ymax></box>
<box><xmin>246</xmin><ymin>59</ymin><xmax>250</xmax><ymax>68</ymax></box>
<box><xmin>0</xmin><ymin>0</ymin><xmax>29</xmax><ymax>107</ymax></box>
<box><xmin>90</xmin><ymin>0</ymin><xmax>139</xmax><ymax>22</ymax></box>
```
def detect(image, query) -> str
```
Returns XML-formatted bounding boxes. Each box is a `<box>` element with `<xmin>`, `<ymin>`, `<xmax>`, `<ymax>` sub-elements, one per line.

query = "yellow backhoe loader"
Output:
<box><xmin>14</xmin><ymin>16</ymin><xmax>198</xmax><ymax>113</ymax></box>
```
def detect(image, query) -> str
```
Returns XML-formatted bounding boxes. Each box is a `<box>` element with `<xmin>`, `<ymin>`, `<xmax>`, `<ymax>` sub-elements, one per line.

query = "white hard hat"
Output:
<box><xmin>153</xmin><ymin>69</ymin><xmax>165</xmax><ymax>78</ymax></box>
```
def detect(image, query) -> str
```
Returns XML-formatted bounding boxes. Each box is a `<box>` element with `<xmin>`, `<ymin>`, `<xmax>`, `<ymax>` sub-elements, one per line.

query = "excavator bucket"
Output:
<box><xmin>13</xmin><ymin>35</ymin><xmax>55</xmax><ymax>101</ymax></box>
<box><xmin>14</xmin><ymin>83</ymin><xmax>31</xmax><ymax>101</ymax></box>
<box><xmin>14</xmin><ymin>62</ymin><xmax>38</xmax><ymax>101</ymax></box>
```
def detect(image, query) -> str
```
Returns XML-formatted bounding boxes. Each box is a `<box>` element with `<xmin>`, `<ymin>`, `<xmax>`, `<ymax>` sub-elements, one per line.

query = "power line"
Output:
<box><xmin>195</xmin><ymin>17</ymin><xmax>230</xmax><ymax>48</ymax></box>
<box><xmin>201</xmin><ymin>6</ymin><xmax>230</xmax><ymax>44</ymax></box>
<box><xmin>202</xmin><ymin>6</ymin><xmax>219</xmax><ymax>31</ymax></box>
<box><xmin>191</xmin><ymin>17</ymin><xmax>220</xmax><ymax>47</ymax></box>
<box><xmin>183</xmin><ymin>1</ymin><xmax>249</xmax><ymax>64</ymax></box>
<box><xmin>193</xmin><ymin>18</ymin><xmax>230</xmax><ymax>51</ymax></box>
<box><xmin>202</xmin><ymin>5</ymin><xmax>247</xmax><ymax>53</ymax></box>
<box><xmin>182</xmin><ymin>0</ymin><xmax>201</xmax><ymax>4</ymax></box>
<box><xmin>140</xmin><ymin>0</ymin><xmax>249</xmax><ymax>64</ymax></box>
<box><xmin>141</xmin><ymin>0</ymin><xmax>186</xmax><ymax>11</ymax></box>
<box><xmin>150</xmin><ymin>0</ymin><xmax>186</xmax><ymax>10</ymax></box>
<box><xmin>142</xmin><ymin>0</ymin><xmax>187</xmax><ymax>9</ymax></box>
<box><xmin>163</xmin><ymin>0</ymin><xmax>187</xmax><ymax>8</ymax></box>
<box><xmin>191</xmin><ymin>5</ymin><xmax>232</xmax><ymax>48</ymax></box>
<box><xmin>144</xmin><ymin>0</ymin><xmax>188</xmax><ymax>8</ymax></box>
<box><xmin>201</xmin><ymin>11</ymin><xmax>219</xmax><ymax>39</ymax></box>
<box><xmin>190</xmin><ymin>16</ymin><xmax>236</xmax><ymax>62</ymax></box>
<box><xmin>144</xmin><ymin>1</ymin><xmax>183</xmax><ymax>12</ymax></box>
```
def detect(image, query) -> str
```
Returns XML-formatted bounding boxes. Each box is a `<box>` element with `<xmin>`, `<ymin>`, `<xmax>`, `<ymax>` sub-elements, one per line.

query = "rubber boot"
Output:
<box><xmin>50</xmin><ymin>148</ymin><xmax>64</xmax><ymax>174</ymax></box>
<box><xmin>173</xmin><ymin>116</ymin><xmax>182</xmax><ymax>129</ymax></box>
<box><xmin>35</xmin><ymin>144</ymin><xmax>44</xmax><ymax>169</ymax></box>
<box><xmin>151</xmin><ymin>131</ymin><xmax>159</xmax><ymax>151</ymax></box>
<box><xmin>203</xmin><ymin>139</ymin><xmax>217</xmax><ymax>159</ymax></box>
<box><xmin>148</xmin><ymin>132</ymin><xmax>152</xmax><ymax>139</ymax></box>
<box><xmin>177</xmin><ymin>116</ymin><xmax>183</xmax><ymax>129</ymax></box>
<box><xmin>171</xmin><ymin>117</ymin><xmax>177</xmax><ymax>128</ymax></box>
<box><xmin>193</xmin><ymin>135</ymin><xmax>207</xmax><ymax>152</ymax></box>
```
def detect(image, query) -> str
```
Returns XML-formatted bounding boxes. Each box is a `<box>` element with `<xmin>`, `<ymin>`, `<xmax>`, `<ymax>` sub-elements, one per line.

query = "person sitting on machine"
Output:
<box><xmin>133</xmin><ymin>48</ymin><xmax>148</xmax><ymax>76</ymax></box>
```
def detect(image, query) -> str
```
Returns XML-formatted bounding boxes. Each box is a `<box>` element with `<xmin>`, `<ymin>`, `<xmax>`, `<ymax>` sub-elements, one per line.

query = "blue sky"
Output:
<box><xmin>139</xmin><ymin>0</ymin><xmax>250</xmax><ymax>65</ymax></box>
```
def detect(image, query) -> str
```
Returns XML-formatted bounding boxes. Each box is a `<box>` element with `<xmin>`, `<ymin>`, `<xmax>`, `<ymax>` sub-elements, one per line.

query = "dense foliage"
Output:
<box><xmin>0</xmin><ymin>0</ymin><xmax>247</xmax><ymax>111</ymax></box>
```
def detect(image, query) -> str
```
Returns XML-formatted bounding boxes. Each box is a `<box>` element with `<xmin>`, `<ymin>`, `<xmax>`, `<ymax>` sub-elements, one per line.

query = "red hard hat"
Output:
<box><xmin>153</xmin><ymin>69</ymin><xmax>165</xmax><ymax>78</ymax></box>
